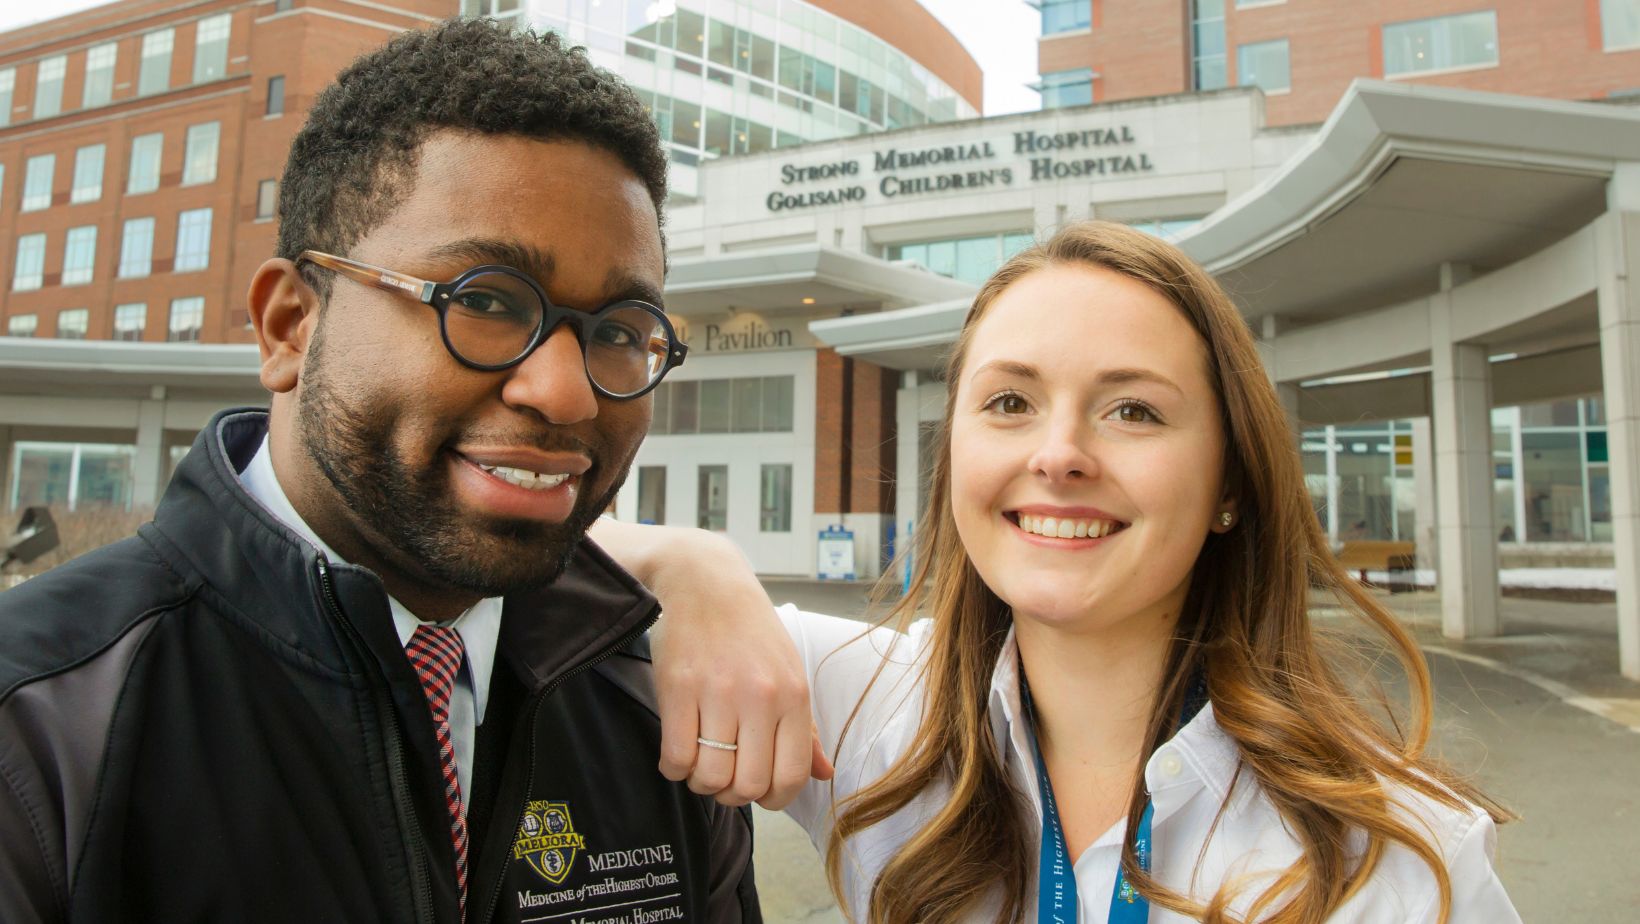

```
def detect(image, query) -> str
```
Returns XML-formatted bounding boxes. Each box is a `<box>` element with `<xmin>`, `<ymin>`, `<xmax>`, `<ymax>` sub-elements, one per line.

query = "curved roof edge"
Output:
<box><xmin>1178</xmin><ymin>80</ymin><xmax>1640</xmax><ymax>274</ymax></box>
<box><xmin>809</xmin><ymin>0</ymin><xmax>983</xmax><ymax>113</ymax></box>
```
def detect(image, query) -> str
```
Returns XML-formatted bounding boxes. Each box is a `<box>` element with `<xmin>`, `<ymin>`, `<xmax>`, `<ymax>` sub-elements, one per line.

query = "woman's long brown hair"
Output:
<box><xmin>823</xmin><ymin>221</ymin><xmax>1509</xmax><ymax>923</ymax></box>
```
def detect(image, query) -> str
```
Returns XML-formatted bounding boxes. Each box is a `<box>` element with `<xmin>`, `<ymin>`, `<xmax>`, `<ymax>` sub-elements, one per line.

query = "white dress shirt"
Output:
<box><xmin>777</xmin><ymin>607</ymin><xmax>1520</xmax><ymax>923</ymax></box>
<box><xmin>238</xmin><ymin>437</ymin><xmax>502</xmax><ymax>807</ymax></box>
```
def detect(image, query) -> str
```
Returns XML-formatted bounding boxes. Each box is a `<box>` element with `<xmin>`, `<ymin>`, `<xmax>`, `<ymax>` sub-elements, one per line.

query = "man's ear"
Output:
<box><xmin>248</xmin><ymin>258</ymin><xmax>318</xmax><ymax>395</ymax></box>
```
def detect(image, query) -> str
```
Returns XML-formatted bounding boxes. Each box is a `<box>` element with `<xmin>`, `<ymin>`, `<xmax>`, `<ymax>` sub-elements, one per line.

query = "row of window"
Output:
<box><xmin>1046</xmin><ymin>3</ymin><xmax>1640</xmax><ymax>103</ymax></box>
<box><xmin>6</xmin><ymin>121</ymin><xmax>221</xmax><ymax>216</ymax></box>
<box><xmin>11</xmin><ymin>208</ymin><xmax>214</xmax><ymax>291</ymax></box>
<box><xmin>634</xmin><ymin>463</ymin><xmax>794</xmax><ymax>533</ymax></box>
<box><xmin>3</xmin><ymin>297</ymin><xmax>203</xmax><ymax>342</ymax></box>
<box><xmin>0</xmin><ymin>12</ymin><xmax>233</xmax><ymax>128</ymax></box>
<box><xmin>648</xmin><ymin>375</ymin><xmax>796</xmax><ymax>436</ymax></box>
<box><xmin>887</xmin><ymin>222</ymin><xmax>1200</xmax><ymax>285</ymax></box>
<box><xmin>621</xmin><ymin>22</ymin><xmax>941</xmax><ymax>137</ymax></box>
<box><xmin>639</xmin><ymin>89</ymin><xmax>795</xmax><ymax>158</ymax></box>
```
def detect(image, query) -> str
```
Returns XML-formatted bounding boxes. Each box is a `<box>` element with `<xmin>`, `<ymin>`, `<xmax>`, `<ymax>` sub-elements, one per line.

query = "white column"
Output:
<box><xmin>1430</xmin><ymin>264</ymin><xmax>1501</xmax><ymax>639</ymax></box>
<box><xmin>894</xmin><ymin>371</ymin><xmax>921</xmax><ymax>585</ymax></box>
<box><xmin>0</xmin><ymin>425</ymin><xmax>13</xmax><ymax>513</ymax></box>
<box><xmin>1411</xmin><ymin>417</ymin><xmax>1438</xmax><ymax>574</ymax></box>
<box><xmin>132</xmin><ymin>392</ymin><xmax>167</xmax><ymax>508</ymax></box>
<box><xmin>1596</xmin><ymin>170</ymin><xmax>1640</xmax><ymax>679</ymax></box>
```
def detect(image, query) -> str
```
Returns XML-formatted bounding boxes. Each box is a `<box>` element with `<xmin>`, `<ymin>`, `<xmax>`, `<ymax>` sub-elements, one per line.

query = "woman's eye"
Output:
<box><xmin>985</xmin><ymin>392</ymin><xmax>1028</xmax><ymax>414</ymax></box>
<box><xmin>1114</xmin><ymin>402</ymin><xmax>1155</xmax><ymax>423</ymax></box>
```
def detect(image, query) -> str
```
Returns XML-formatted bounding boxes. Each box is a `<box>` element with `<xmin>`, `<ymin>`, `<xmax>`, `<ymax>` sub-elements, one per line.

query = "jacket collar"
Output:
<box><xmin>149</xmin><ymin>408</ymin><xmax>659</xmax><ymax>690</ymax></box>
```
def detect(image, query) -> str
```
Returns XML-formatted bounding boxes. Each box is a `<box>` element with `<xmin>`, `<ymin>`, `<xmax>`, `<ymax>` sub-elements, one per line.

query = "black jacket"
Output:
<box><xmin>0</xmin><ymin>409</ymin><xmax>760</xmax><ymax>923</ymax></box>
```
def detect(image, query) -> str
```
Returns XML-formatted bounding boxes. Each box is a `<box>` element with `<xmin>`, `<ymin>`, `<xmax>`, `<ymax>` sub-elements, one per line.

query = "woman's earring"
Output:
<box><xmin>1219</xmin><ymin>511</ymin><xmax>1234</xmax><ymax>527</ymax></box>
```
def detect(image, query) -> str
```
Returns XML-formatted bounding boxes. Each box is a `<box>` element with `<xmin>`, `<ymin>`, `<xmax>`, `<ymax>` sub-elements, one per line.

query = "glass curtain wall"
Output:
<box><xmin>1302</xmin><ymin>396</ymin><xmax>1610</xmax><ymax>546</ymax></box>
<box><xmin>512</xmin><ymin>0</ymin><xmax>978</xmax><ymax>197</ymax></box>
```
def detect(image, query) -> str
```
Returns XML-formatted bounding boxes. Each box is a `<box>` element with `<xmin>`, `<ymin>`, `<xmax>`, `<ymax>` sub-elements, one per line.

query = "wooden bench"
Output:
<box><xmin>1336</xmin><ymin>540</ymin><xmax>1417</xmax><ymax>593</ymax></box>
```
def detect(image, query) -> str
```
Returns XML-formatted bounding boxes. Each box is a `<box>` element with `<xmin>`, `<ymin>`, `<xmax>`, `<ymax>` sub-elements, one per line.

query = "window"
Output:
<box><xmin>182</xmin><ymin>121</ymin><xmax>220</xmax><ymax>185</ymax></box>
<box><xmin>1130</xmin><ymin>216</ymin><xmax>1207</xmax><ymax>240</ymax></box>
<box><xmin>1603</xmin><ymin>0</ymin><xmax>1640</xmax><ymax>49</ymax></box>
<box><xmin>649</xmin><ymin>376</ymin><xmax>796</xmax><ymax>435</ymax></box>
<box><xmin>697</xmin><ymin>465</ymin><xmax>728</xmax><ymax>531</ymax></box>
<box><xmin>1038</xmin><ymin>68</ymin><xmax>1093</xmax><ymax>109</ymax></box>
<box><xmin>139</xmin><ymin>28</ymin><xmax>174</xmax><ymax>95</ymax></box>
<box><xmin>1191</xmin><ymin>0</ymin><xmax>1228</xmax><ymax>90</ymax></box>
<box><xmin>33</xmin><ymin>55</ymin><xmax>66</xmax><ymax>119</ymax></box>
<box><xmin>127</xmin><ymin>133</ymin><xmax>163</xmax><ymax>194</ymax></box>
<box><xmin>21</xmin><ymin>154</ymin><xmax>54</xmax><ymax>211</ymax></box>
<box><xmin>637</xmin><ymin>466</ymin><xmax>666</xmax><ymax>524</ymax></box>
<box><xmin>759</xmin><ymin>464</ymin><xmax>792</xmax><ymax>532</ymax></box>
<box><xmin>83</xmin><ymin>42</ymin><xmax>117</xmax><ymax>107</ymax></box>
<box><xmin>193</xmin><ymin>13</ymin><xmax>231</xmax><ymax>83</ymax></box>
<box><xmin>1383</xmin><ymin>11</ymin><xmax>1499</xmax><ymax>77</ymax></box>
<box><xmin>266</xmin><ymin>75</ymin><xmax>285</xmax><ymax>115</ymax></box>
<box><xmin>168</xmin><ymin>296</ymin><xmax>204</xmax><ymax>342</ymax></box>
<box><xmin>174</xmin><ymin>208</ymin><xmax>213</xmax><ymax>272</ymax></box>
<box><xmin>62</xmin><ymin>226</ymin><xmax>97</xmax><ymax>285</ymax></box>
<box><xmin>7</xmin><ymin>442</ymin><xmax>137</xmax><ymax>511</ymax></box>
<box><xmin>1238</xmin><ymin>39</ymin><xmax>1290</xmax><ymax>93</ymax></box>
<box><xmin>0</xmin><ymin>68</ymin><xmax>13</xmax><ymax>127</ymax></box>
<box><xmin>256</xmin><ymin>179</ymin><xmax>278</xmax><ymax>220</ymax></box>
<box><xmin>13</xmin><ymin>234</ymin><xmax>46</xmax><ymax>290</ymax></box>
<box><xmin>7</xmin><ymin>314</ymin><xmax>38</xmax><ymax>338</ymax></box>
<box><xmin>1040</xmin><ymin>0</ymin><xmax>1091</xmax><ymax>35</ymax></box>
<box><xmin>888</xmin><ymin>231</ymin><xmax>1036</xmax><ymax>286</ymax></box>
<box><xmin>119</xmin><ymin>218</ymin><xmax>155</xmax><ymax>278</ymax></box>
<box><xmin>114</xmin><ymin>303</ymin><xmax>147</xmax><ymax>341</ymax></box>
<box><xmin>57</xmin><ymin>308</ymin><xmax>89</xmax><ymax>340</ymax></box>
<box><xmin>71</xmin><ymin>144</ymin><xmax>105</xmax><ymax>203</ymax></box>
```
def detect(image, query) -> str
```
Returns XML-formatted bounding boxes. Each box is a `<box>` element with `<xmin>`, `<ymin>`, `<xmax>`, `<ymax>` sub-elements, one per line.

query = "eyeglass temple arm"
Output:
<box><xmin>298</xmin><ymin>250</ymin><xmax>437</xmax><ymax>302</ymax></box>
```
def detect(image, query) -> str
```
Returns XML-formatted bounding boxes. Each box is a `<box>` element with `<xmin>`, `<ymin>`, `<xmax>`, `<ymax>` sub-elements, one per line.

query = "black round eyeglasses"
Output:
<box><xmin>296</xmin><ymin>249</ymin><xmax>687</xmax><ymax>400</ymax></box>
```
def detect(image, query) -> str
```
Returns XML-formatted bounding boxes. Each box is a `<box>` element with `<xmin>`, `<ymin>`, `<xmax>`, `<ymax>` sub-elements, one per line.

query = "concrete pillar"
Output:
<box><xmin>1596</xmin><ymin>169</ymin><xmax>1640</xmax><ymax>678</ymax></box>
<box><xmin>894</xmin><ymin>372</ymin><xmax>921</xmax><ymax>581</ymax></box>
<box><xmin>1257</xmin><ymin>315</ymin><xmax>1302</xmax><ymax>435</ymax></box>
<box><xmin>1430</xmin><ymin>263</ymin><xmax>1501</xmax><ymax>639</ymax></box>
<box><xmin>0</xmin><ymin>425</ymin><xmax>12</xmax><ymax>512</ymax></box>
<box><xmin>1411</xmin><ymin>417</ymin><xmax>1438</xmax><ymax>574</ymax></box>
<box><xmin>132</xmin><ymin>394</ymin><xmax>167</xmax><ymax>509</ymax></box>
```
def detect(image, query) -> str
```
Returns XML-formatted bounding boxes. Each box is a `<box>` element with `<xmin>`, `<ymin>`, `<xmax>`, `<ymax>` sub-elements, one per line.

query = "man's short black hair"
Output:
<box><xmin>277</xmin><ymin>18</ymin><xmax>668</xmax><ymax>295</ymax></box>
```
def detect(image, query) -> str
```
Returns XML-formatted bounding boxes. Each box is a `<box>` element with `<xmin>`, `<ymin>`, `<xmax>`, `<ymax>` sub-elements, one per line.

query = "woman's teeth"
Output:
<box><xmin>479</xmin><ymin>464</ymin><xmax>570</xmax><ymax>491</ymax></box>
<box><xmin>1016</xmin><ymin>514</ymin><xmax>1120</xmax><ymax>539</ymax></box>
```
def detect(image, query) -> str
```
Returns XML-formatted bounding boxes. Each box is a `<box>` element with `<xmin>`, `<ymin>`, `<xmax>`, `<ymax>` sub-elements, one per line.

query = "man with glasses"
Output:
<box><xmin>0</xmin><ymin>20</ymin><xmax>814</xmax><ymax>923</ymax></box>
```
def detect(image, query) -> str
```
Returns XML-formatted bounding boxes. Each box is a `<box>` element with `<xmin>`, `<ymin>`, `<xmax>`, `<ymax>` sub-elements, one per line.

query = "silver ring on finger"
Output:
<box><xmin>697</xmin><ymin>736</ymin><xmax>739</xmax><ymax>752</ymax></box>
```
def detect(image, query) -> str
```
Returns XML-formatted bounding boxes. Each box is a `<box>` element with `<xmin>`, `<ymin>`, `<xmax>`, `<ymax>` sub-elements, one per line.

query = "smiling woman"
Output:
<box><xmin>744</xmin><ymin>221</ymin><xmax>1522</xmax><ymax>923</ymax></box>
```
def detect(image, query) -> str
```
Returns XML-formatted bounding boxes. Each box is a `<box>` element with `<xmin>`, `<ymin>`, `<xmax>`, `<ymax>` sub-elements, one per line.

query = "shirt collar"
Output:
<box><xmin>237</xmin><ymin>436</ymin><xmax>501</xmax><ymax>722</ymax></box>
<box><xmin>986</xmin><ymin>624</ymin><xmax>1242</xmax><ymax>827</ymax></box>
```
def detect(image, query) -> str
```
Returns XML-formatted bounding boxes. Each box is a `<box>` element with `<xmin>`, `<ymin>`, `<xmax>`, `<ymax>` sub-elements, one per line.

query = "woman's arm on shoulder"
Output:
<box><xmin>587</xmin><ymin>517</ymin><xmax>827</xmax><ymax>808</ymax></box>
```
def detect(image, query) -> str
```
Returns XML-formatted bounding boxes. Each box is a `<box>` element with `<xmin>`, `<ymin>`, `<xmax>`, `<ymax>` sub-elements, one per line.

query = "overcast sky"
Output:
<box><xmin>0</xmin><ymin>0</ymin><xmax>1042</xmax><ymax>115</ymax></box>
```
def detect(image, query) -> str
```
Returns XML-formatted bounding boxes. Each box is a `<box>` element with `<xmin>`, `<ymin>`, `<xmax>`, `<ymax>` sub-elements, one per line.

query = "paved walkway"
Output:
<box><xmin>751</xmin><ymin>580</ymin><xmax>1640</xmax><ymax>922</ymax></box>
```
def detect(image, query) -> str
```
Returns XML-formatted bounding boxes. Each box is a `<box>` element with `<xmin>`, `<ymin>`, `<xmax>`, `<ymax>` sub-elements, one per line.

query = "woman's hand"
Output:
<box><xmin>588</xmin><ymin>518</ymin><xmax>833</xmax><ymax>808</ymax></box>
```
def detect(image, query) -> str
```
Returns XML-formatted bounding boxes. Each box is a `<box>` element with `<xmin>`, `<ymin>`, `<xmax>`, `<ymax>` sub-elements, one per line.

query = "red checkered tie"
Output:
<box><xmin>406</xmin><ymin>624</ymin><xmax>469</xmax><ymax>913</ymax></box>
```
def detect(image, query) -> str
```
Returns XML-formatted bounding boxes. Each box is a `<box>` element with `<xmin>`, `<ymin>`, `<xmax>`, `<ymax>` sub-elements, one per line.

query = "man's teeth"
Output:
<box><xmin>1016</xmin><ymin>514</ymin><xmax>1120</xmax><ymax>539</ymax></box>
<box><xmin>478</xmin><ymin>464</ymin><xmax>570</xmax><ymax>491</ymax></box>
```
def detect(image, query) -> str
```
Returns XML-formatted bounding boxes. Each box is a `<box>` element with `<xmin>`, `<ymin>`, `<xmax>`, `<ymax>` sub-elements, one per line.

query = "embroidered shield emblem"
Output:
<box><xmin>513</xmin><ymin>801</ymin><xmax>587</xmax><ymax>885</ymax></box>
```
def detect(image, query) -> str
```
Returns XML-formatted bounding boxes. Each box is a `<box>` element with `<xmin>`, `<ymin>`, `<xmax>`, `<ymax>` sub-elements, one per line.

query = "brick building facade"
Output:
<box><xmin>0</xmin><ymin>0</ymin><xmax>451</xmax><ymax>347</ymax></box>
<box><xmin>1039</xmin><ymin>0</ymin><xmax>1640</xmax><ymax>126</ymax></box>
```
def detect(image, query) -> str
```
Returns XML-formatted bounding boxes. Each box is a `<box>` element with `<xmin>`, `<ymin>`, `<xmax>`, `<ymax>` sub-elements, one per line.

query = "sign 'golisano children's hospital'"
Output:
<box><xmin>764</xmin><ymin>126</ymin><xmax>1154</xmax><ymax>212</ymax></box>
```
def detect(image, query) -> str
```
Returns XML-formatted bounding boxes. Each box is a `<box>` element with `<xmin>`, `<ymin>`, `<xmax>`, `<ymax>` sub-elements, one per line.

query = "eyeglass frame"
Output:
<box><xmin>294</xmin><ymin>249</ymin><xmax>688</xmax><ymax>400</ymax></box>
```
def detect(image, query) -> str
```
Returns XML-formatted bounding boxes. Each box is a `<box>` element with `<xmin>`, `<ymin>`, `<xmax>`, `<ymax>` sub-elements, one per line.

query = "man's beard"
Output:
<box><xmin>295</xmin><ymin>332</ymin><xmax>630</xmax><ymax>597</ymax></box>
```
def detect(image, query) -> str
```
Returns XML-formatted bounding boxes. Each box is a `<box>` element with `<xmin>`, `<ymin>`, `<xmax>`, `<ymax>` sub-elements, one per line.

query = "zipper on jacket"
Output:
<box><xmin>317</xmin><ymin>558</ymin><xmax>437</xmax><ymax>924</ymax></box>
<box><xmin>475</xmin><ymin>607</ymin><xmax>661</xmax><ymax>923</ymax></box>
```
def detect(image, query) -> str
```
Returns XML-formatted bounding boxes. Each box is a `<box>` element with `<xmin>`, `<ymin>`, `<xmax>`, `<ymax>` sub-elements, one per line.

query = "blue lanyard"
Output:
<box><xmin>1024</xmin><ymin>677</ymin><xmax>1205</xmax><ymax>924</ymax></box>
